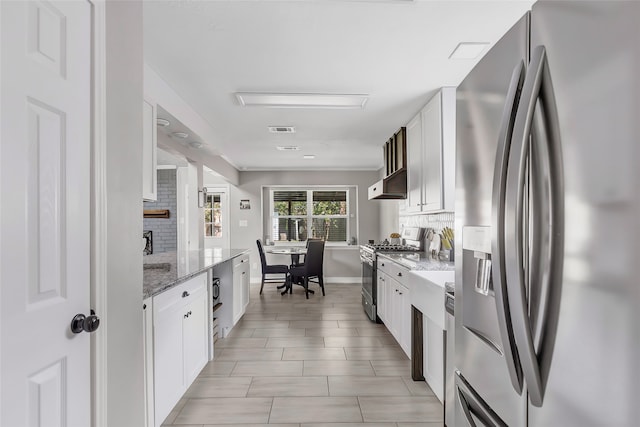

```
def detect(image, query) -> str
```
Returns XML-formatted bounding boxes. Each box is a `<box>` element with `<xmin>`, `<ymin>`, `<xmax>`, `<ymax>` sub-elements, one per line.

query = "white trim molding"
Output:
<box><xmin>90</xmin><ymin>1</ymin><xmax>108</xmax><ymax>426</ymax></box>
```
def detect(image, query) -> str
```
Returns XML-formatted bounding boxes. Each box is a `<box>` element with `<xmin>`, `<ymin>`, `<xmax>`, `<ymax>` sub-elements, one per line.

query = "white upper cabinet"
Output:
<box><xmin>404</xmin><ymin>87</ymin><xmax>456</xmax><ymax>213</ymax></box>
<box><xmin>142</xmin><ymin>97</ymin><xmax>157</xmax><ymax>201</ymax></box>
<box><xmin>406</xmin><ymin>113</ymin><xmax>423</xmax><ymax>212</ymax></box>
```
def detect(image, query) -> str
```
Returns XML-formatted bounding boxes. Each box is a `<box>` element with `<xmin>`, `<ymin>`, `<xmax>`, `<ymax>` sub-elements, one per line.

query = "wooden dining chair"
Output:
<box><xmin>288</xmin><ymin>240</ymin><xmax>325</xmax><ymax>299</ymax></box>
<box><xmin>256</xmin><ymin>239</ymin><xmax>289</xmax><ymax>295</ymax></box>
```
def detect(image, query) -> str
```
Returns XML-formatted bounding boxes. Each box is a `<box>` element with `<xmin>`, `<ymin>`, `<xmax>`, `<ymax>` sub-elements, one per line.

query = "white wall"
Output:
<box><xmin>103</xmin><ymin>1</ymin><xmax>144</xmax><ymax>425</ymax></box>
<box><xmin>220</xmin><ymin>170</ymin><xmax>381</xmax><ymax>283</ymax></box>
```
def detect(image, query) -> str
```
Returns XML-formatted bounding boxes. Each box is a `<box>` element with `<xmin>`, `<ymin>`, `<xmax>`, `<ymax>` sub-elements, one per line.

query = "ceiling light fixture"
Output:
<box><xmin>156</xmin><ymin>118</ymin><xmax>171</xmax><ymax>127</ymax></box>
<box><xmin>276</xmin><ymin>146</ymin><xmax>300</xmax><ymax>151</ymax></box>
<box><xmin>188</xmin><ymin>141</ymin><xmax>203</xmax><ymax>149</ymax></box>
<box><xmin>235</xmin><ymin>92</ymin><xmax>368</xmax><ymax>109</ymax></box>
<box><xmin>449</xmin><ymin>42</ymin><xmax>490</xmax><ymax>60</ymax></box>
<box><xmin>303</xmin><ymin>154</ymin><xmax>316</xmax><ymax>159</ymax></box>
<box><xmin>268</xmin><ymin>126</ymin><xmax>296</xmax><ymax>134</ymax></box>
<box><xmin>171</xmin><ymin>132</ymin><xmax>189</xmax><ymax>139</ymax></box>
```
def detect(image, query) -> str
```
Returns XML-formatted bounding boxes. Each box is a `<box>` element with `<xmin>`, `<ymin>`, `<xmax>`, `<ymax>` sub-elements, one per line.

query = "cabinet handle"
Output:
<box><xmin>398</xmin><ymin>292</ymin><xmax>403</xmax><ymax>295</ymax></box>
<box><xmin>143</xmin><ymin>303</ymin><xmax>146</xmax><ymax>310</ymax></box>
<box><xmin>397</xmin><ymin>272</ymin><xmax>402</xmax><ymax>277</ymax></box>
<box><xmin>184</xmin><ymin>313</ymin><xmax>189</xmax><ymax>319</ymax></box>
<box><xmin>182</xmin><ymin>291</ymin><xmax>190</xmax><ymax>298</ymax></box>
<box><xmin>242</xmin><ymin>272</ymin><xmax>246</xmax><ymax>275</ymax></box>
<box><xmin>381</xmin><ymin>263</ymin><xmax>385</xmax><ymax>266</ymax></box>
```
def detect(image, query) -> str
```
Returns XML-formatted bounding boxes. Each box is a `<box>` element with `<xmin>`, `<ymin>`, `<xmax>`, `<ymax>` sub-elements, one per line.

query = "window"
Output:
<box><xmin>204</xmin><ymin>193</ymin><xmax>222</xmax><ymax>237</ymax></box>
<box><xmin>270</xmin><ymin>189</ymin><xmax>349</xmax><ymax>244</ymax></box>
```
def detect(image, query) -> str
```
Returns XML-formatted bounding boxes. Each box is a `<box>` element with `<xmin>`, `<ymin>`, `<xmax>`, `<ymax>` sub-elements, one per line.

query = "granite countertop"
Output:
<box><xmin>376</xmin><ymin>251</ymin><xmax>455</xmax><ymax>271</ymax></box>
<box><xmin>143</xmin><ymin>248</ymin><xmax>249</xmax><ymax>299</ymax></box>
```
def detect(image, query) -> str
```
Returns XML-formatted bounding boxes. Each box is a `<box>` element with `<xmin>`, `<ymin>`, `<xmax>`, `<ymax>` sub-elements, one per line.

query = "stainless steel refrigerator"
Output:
<box><xmin>454</xmin><ymin>2</ymin><xmax>639</xmax><ymax>426</ymax></box>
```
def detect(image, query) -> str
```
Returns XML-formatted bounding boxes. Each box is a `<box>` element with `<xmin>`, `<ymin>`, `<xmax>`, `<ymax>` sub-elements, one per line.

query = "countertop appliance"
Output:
<box><xmin>360</xmin><ymin>227</ymin><xmax>425</xmax><ymax>322</ymax></box>
<box><xmin>456</xmin><ymin>3</ymin><xmax>638</xmax><ymax>426</ymax></box>
<box><xmin>444</xmin><ymin>282</ymin><xmax>454</xmax><ymax>427</ymax></box>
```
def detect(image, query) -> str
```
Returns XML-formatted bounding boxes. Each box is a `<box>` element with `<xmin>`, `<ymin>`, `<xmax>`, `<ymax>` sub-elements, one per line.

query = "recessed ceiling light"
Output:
<box><xmin>235</xmin><ymin>92</ymin><xmax>368</xmax><ymax>109</ymax></box>
<box><xmin>303</xmin><ymin>154</ymin><xmax>316</xmax><ymax>160</ymax></box>
<box><xmin>276</xmin><ymin>146</ymin><xmax>300</xmax><ymax>151</ymax></box>
<box><xmin>171</xmin><ymin>132</ymin><xmax>189</xmax><ymax>139</ymax></box>
<box><xmin>156</xmin><ymin>118</ymin><xmax>171</xmax><ymax>127</ymax></box>
<box><xmin>449</xmin><ymin>42</ymin><xmax>490</xmax><ymax>60</ymax></box>
<box><xmin>268</xmin><ymin>126</ymin><xmax>296</xmax><ymax>134</ymax></box>
<box><xmin>188</xmin><ymin>141</ymin><xmax>203</xmax><ymax>149</ymax></box>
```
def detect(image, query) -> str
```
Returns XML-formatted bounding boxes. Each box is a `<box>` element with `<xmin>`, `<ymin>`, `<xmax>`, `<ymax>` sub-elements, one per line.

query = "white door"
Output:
<box><xmin>1</xmin><ymin>1</ymin><xmax>92</xmax><ymax>426</ymax></box>
<box><xmin>204</xmin><ymin>189</ymin><xmax>230</xmax><ymax>250</ymax></box>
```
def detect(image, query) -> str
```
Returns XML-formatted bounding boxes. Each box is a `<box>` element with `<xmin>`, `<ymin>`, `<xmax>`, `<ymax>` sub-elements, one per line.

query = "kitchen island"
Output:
<box><xmin>143</xmin><ymin>248</ymin><xmax>249</xmax><ymax>298</ymax></box>
<box><xmin>142</xmin><ymin>248</ymin><xmax>250</xmax><ymax>427</ymax></box>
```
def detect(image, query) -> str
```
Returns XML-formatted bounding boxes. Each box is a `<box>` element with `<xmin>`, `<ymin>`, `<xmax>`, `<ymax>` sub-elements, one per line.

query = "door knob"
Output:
<box><xmin>70</xmin><ymin>310</ymin><xmax>100</xmax><ymax>334</ymax></box>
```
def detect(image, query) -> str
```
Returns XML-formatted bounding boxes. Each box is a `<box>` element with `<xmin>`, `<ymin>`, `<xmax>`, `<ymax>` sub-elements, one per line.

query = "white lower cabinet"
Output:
<box><xmin>232</xmin><ymin>254</ymin><xmax>250</xmax><ymax>324</ymax></box>
<box><xmin>377</xmin><ymin>257</ymin><xmax>411</xmax><ymax>357</ymax></box>
<box><xmin>423</xmin><ymin>316</ymin><xmax>444</xmax><ymax>402</ymax></box>
<box><xmin>143</xmin><ymin>298</ymin><xmax>155</xmax><ymax>427</ymax></box>
<box><xmin>377</xmin><ymin>271</ymin><xmax>387</xmax><ymax>322</ymax></box>
<box><xmin>153</xmin><ymin>273</ymin><xmax>208</xmax><ymax>427</ymax></box>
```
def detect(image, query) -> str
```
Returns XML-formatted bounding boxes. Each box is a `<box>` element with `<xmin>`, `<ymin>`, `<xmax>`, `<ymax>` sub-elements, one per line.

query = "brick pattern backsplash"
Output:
<box><xmin>399</xmin><ymin>212</ymin><xmax>454</xmax><ymax>233</ymax></box>
<box><xmin>143</xmin><ymin>169</ymin><xmax>177</xmax><ymax>254</ymax></box>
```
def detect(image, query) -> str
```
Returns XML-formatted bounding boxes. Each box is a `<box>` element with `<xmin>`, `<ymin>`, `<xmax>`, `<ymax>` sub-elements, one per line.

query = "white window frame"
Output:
<box><xmin>269</xmin><ymin>187</ymin><xmax>351</xmax><ymax>246</ymax></box>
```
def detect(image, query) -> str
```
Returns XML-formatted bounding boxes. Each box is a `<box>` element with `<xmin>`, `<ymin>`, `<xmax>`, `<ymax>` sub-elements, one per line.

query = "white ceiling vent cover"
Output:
<box><xmin>269</xmin><ymin>126</ymin><xmax>296</xmax><ymax>134</ymax></box>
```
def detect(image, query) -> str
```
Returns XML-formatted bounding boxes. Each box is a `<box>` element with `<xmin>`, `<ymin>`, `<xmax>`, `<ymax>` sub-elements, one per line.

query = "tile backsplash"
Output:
<box><xmin>400</xmin><ymin>212</ymin><xmax>454</xmax><ymax>233</ymax></box>
<box><xmin>143</xmin><ymin>169</ymin><xmax>177</xmax><ymax>254</ymax></box>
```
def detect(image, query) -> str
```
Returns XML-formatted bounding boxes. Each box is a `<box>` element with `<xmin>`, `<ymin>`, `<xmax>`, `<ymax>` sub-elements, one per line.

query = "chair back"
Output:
<box><xmin>256</xmin><ymin>239</ymin><xmax>268</xmax><ymax>270</ymax></box>
<box><xmin>304</xmin><ymin>240</ymin><xmax>325</xmax><ymax>276</ymax></box>
<box><xmin>306</xmin><ymin>237</ymin><xmax>323</xmax><ymax>248</ymax></box>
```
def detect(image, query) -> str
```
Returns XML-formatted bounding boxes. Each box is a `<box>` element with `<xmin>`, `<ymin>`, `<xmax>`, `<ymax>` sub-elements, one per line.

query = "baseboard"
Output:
<box><xmin>325</xmin><ymin>277</ymin><xmax>362</xmax><ymax>284</ymax></box>
<box><xmin>250</xmin><ymin>277</ymin><xmax>361</xmax><ymax>285</ymax></box>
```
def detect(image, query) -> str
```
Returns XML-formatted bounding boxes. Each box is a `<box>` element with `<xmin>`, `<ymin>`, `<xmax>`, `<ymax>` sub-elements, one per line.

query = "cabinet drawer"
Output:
<box><xmin>153</xmin><ymin>273</ymin><xmax>207</xmax><ymax>317</ymax></box>
<box><xmin>377</xmin><ymin>257</ymin><xmax>409</xmax><ymax>283</ymax></box>
<box><xmin>233</xmin><ymin>254</ymin><xmax>249</xmax><ymax>269</ymax></box>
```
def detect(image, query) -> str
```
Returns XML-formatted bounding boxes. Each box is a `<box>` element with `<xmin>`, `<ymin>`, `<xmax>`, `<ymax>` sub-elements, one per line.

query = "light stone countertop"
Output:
<box><xmin>376</xmin><ymin>251</ymin><xmax>455</xmax><ymax>272</ymax></box>
<box><xmin>143</xmin><ymin>248</ymin><xmax>249</xmax><ymax>299</ymax></box>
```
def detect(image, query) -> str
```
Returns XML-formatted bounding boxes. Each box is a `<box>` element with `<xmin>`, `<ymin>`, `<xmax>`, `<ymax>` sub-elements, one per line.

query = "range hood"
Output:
<box><xmin>368</xmin><ymin>169</ymin><xmax>407</xmax><ymax>200</ymax></box>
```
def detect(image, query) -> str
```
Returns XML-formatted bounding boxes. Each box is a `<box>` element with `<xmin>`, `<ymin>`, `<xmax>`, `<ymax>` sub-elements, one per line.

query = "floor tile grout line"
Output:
<box><xmin>266</xmin><ymin>396</ymin><xmax>275</xmax><ymax>424</ymax></box>
<box><xmin>356</xmin><ymin>395</ymin><xmax>365</xmax><ymax>423</ymax></box>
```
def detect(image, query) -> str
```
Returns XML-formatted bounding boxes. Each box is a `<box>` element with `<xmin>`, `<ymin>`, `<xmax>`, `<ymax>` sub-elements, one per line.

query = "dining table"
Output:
<box><xmin>263</xmin><ymin>246</ymin><xmax>307</xmax><ymax>265</ymax></box>
<box><xmin>263</xmin><ymin>246</ymin><xmax>308</xmax><ymax>293</ymax></box>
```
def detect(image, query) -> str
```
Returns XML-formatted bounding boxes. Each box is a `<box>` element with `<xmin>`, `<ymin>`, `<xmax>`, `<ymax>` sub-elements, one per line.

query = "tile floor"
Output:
<box><xmin>161</xmin><ymin>281</ymin><xmax>444</xmax><ymax>427</ymax></box>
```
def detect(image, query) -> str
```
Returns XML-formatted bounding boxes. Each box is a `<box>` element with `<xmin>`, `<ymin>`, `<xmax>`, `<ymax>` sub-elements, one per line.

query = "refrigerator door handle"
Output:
<box><xmin>490</xmin><ymin>60</ymin><xmax>525</xmax><ymax>395</ymax></box>
<box><xmin>505</xmin><ymin>45</ymin><xmax>564</xmax><ymax>407</ymax></box>
<box><xmin>455</xmin><ymin>371</ymin><xmax>509</xmax><ymax>427</ymax></box>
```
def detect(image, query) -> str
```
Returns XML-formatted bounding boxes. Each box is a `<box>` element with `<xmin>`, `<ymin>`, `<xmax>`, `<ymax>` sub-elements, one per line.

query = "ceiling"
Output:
<box><xmin>144</xmin><ymin>0</ymin><xmax>533</xmax><ymax>172</ymax></box>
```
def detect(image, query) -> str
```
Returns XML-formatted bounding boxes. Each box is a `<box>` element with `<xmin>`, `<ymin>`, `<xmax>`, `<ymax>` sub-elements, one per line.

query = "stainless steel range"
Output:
<box><xmin>360</xmin><ymin>227</ymin><xmax>426</xmax><ymax>322</ymax></box>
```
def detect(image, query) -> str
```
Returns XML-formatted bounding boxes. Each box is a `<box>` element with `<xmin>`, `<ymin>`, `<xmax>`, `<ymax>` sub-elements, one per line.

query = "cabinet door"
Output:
<box><xmin>377</xmin><ymin>271</ymin><xmax>387</xmax><ymax>322</ymax></box>
<box><xmin>422</xmin><ymin>92</ymin><xmax>443</xmax><ymax>211</ymax></box>
<box><xmin>153</xmin><ymin>301</ymin><xmax>183</xmax><ymax>426</ymax></box>
<box><xmin>142</xmin><ymin>98</ymin><xmax>157</xmax><ymax>201</ymax></box>
<box><xmin>406</xmin><ymin>112</ymin><xmax>423</xmax><ymax>212</ymax></box>
<box><xmin>143</xmin><ymin>299</ymin><xmax>155</xmax><ymax>427</ymax></box>
<box><xmin>424</xmin><ymin>317</ymin><xmax>445</xmax><ymax>402</ymax></box>
<box><xmin>397</xmin><ymin>283</ymin><xmax>411</xmax><ymax>357</ymax></box>
<box><xmin>386</xmin><ymin>277</ymin><xmax>400</xmax><ymax>339</ymax></box>
<box><xmin>232</xmin><ymin>259</ymin><xmax>244</xmax><ymax>324</ymax></box>
<box><xmin>183</xmin><ymin>287</ymin><xmax>208</xmax><ymax>386</ymax></box>
<box><xmin>241</xmin><ymin>260</ymin><xmax>250</xmax><ymax>310</ymax></box>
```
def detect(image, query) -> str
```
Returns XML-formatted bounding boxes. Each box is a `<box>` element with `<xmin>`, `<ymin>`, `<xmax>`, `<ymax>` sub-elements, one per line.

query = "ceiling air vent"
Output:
<box><xmin>269</xmin><ymin>126</ymin><xmax>296</xmax><ymax>134</ymax></box>
<box><xmin>276</xmin><ymin>146</ymin><xmax>300</xmax><ymax>151</ymax></box>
